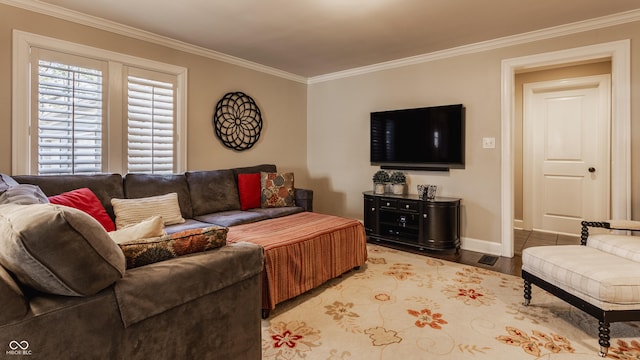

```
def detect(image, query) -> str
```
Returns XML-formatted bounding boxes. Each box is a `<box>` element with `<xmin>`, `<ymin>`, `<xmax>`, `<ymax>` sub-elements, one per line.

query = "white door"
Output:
<box><xmin>523</xmin><ymin>74</ymin><xmax>611</xmax><ymax>235</ymax></box>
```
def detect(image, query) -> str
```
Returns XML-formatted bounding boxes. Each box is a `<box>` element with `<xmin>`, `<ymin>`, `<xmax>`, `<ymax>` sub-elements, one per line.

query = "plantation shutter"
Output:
<box><xmin>126</xmin><ymin>71</ymin><xmax>176</xmax><ymax>174</ymax></box>
<box><xmin>35</xmin><ymin>51</ymin><xmax>105</xmax><ymax>175</ymax></box>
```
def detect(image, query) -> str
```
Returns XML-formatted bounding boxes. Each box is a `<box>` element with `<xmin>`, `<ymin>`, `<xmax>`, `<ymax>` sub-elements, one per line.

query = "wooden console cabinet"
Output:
<box><xmin>363</xmin><ymin>191</ymin><xmax>460</xmax><ymax>252</ymax></box>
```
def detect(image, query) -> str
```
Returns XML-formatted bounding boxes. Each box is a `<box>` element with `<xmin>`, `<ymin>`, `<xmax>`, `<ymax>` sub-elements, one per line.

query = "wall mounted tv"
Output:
<box><xmin>370</xmin><ymin>104</ymin><xmax>465</xmax><ymax>171</ymax></box>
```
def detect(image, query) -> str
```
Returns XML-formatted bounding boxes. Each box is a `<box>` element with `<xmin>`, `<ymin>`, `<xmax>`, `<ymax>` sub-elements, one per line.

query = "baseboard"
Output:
<box><xmin>513</xmin><ymin>219</ymin><xmax>524</xmax><ymax>229</ymax></box>
<box><xmin>461</xmin><ymin>236</ymin><xmax>502</xmax><ymax>256</ymax></box>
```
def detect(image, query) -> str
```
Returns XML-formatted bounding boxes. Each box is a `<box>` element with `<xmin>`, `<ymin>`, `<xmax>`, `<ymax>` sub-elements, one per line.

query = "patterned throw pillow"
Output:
<box><xmin>118</xmin><ymin>226</ymin><xmax>228</xmax><ymax>269</ymax></box>
<box><xmin>261</xmin><ymin>172</ymin><xmax>295</xmax><ymax>208</ymax></box>
<box><xmin>111</xmin><ymin>192</ymin><xmax>185</xmax><ymax>229</ymax></box>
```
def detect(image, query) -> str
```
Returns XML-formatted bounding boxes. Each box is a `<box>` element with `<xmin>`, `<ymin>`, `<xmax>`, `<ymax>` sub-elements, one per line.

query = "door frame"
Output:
<box><xmin>500</xmin><ymin>40</ymin><xmax>630</xmax><ymax>257</ymax></box>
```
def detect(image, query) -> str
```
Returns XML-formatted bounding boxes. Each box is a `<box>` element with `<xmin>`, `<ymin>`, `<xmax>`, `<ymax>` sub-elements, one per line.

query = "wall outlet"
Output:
<box><xmin>482</xmin><ymin>137</ymin><xmax>495</xmax><ymax>149</ymax></box>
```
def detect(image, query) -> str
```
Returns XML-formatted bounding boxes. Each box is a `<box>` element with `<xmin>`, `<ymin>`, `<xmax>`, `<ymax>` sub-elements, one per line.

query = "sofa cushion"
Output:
<box><xmin>48</xmin><ymin>188</ymin><xmax>116</xmax><ymax>232</ymax></box>
<box><xmin>164</xmin><ymin>219</ymin><xmax>215</xmax><ymax>234</ymax></box>
<box><xmin>13</xmin><ymin>174</ymin><xmax>125</xmax><ymax>221</ymax></box>
<box><xmin>108</xmin><ymin>215</ymin><xmax>166</xmax><ymax>244</ymax></box>
<box><xmin>186</xmin><ymin>169</ymin><xmax>240</xmax><ymax>215</ymax></box>
<box><xmin>124</xmin><ymin>173</ymin><xmax>193</xmax><ymax>219</ymax></box>
<box><xmin>194</xmin><ymin>210</ymin><xmax>270</xmax><ymax>227</ymax></box>
<box><xmin>0</xmin><ymin>203</ymin><xmax>125</xmax><ymax>296</ymax></box>
<box><xmin>237</xmin><ymin>173</ymin><xmax>261</xmax><ymax>210</ymax></box>
<box><xmin>0</xmin><ymin>184</ymin><xmax>49</xmax><ymax>205</ymax></box>
<box><xmin>587</xmin><ymin>234</ymin><xmax>640</xmax><ymax>263</ymax></box>
<box><xmin>112</xmin><ymin>192</ymin><xmax>185</xmax><ymax>229</ymax></box>
<box><xmin>522</xmin><ymin>245</ymin><xmax>640</xmax><ymax>309</ymax></box>
<box><xmin>0</xmin><ymin>266</ymin><xmax>28</xmax><ymax>324</ymax></box>
<box><xmin>248</xmin><ymin>206</ymin><xmax>304</xmax><ymax>219</ymax></box>
<box><xmin>118</xmin><ymin>226</ymin><xmax>229</xmax><ymax>269</ymax></box>
<box><xmin>261</xmin><ymin>172</ymin><xmax>295</xmax><ymax>208</ymax></box>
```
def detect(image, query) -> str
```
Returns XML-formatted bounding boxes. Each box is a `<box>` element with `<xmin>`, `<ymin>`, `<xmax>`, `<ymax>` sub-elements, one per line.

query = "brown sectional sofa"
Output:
<box><xmin>0</xmin><ymin>164</ymin><xmax>312</xmax><ymax>359</ymax></box>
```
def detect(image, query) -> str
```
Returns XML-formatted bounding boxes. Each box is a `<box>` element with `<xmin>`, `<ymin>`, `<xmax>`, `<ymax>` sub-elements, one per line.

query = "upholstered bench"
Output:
<box><xmin>521</xmin><ymin>221</ymin><xmax>640</xmax><ymax>357</ymax></box>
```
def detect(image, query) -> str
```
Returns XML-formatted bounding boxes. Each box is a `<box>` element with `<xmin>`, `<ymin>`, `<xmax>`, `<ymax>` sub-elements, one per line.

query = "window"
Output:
<box><xmin>126</xmin><ymin>72</ymin><xmax>175</xmax><ymax>173</ymax></box>
<box><xmin>35</xmin><ymin>50</ymin><xmax>106</xmax><ymax>175</ymax></box>
<box><xmin>13</xmin><ymin>30</ymin><xmax>187</xmax><ymax>175</ymax></box>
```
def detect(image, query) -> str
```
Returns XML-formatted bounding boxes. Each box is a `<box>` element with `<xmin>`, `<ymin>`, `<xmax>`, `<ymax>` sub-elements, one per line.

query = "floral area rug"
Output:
<box><xmin>261</xmin><ymin>244</ymin><xmax>640</xmax><ymax>359</ymax></box>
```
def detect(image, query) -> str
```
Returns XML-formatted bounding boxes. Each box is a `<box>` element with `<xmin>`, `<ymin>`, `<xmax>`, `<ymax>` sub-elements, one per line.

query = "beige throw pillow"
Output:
<box><xmin>108</xmin><ymin>215</ymin><xmax>166</xmax><ymax>244</ymax></box>
<box><xmin>111</xmin><ymin>193</ymin><xmax>185</xmax><ymax>229</ymax></box>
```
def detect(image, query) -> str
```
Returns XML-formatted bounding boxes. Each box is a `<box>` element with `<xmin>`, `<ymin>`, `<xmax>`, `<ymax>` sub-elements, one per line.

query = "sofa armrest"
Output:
<box><xmin>295</xmin><ymin>188</ymin><xmax>313</xmax><ymax>212</ymax></box>
<box><xmin>114</xmin><ymin>242</ymin><xmax>264</xmax><ymax>327</ymax></box>
<box><xmin>581</xmin><ymin>220</ymin><xmax>640</xmax><ymax>245</ymax></box>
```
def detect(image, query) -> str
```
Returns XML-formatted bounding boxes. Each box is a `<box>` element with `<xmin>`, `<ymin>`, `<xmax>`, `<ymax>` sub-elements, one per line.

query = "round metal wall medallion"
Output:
<box><xmin>213</xmin><ymin>92</ymin><xmax>262</xmax><ymax>151</ymax></box>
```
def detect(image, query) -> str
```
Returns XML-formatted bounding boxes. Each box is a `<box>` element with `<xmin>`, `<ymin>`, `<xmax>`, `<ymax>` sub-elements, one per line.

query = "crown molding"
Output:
<box><xmin>307</xmin><ymin>8</ymin><xmax>640</xmax><ymax>84</ymax></box>
<box><xmin>0</xmin><ymin>0</ymin><xmax>308</xmax><ymax>84</ymax></box>
<box><xmin>2</xmin><ymin>0</ymin><xmax>639</xmax><ymax>85</ymax></box>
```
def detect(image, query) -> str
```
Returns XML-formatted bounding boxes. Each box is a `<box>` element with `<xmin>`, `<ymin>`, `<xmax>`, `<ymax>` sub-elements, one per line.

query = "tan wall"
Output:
<box><xmin>2</xmin><ymin>4</ymin><xmax>639</xmax><ymax>248</ymax></box>
<box><xmin>0</xmin><ymin>4</ymin><xmax>309</xmax><ymax>183</ymax></box>
<box><xmin>307</xmin><ymin>21</ymin><xmax>640</xmax><ymax>247</ymax></box>
<box><xmin>513</xmin><ymin>61</ymin><xmax>612</xmax><ymax>223</ymax></box>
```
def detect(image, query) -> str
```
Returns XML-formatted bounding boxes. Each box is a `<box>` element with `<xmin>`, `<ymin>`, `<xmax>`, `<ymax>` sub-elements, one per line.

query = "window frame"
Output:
<box><xmin>12</xmin><ymin>30</ymin><xmax>188</xmax><ymax>175</ymax></box>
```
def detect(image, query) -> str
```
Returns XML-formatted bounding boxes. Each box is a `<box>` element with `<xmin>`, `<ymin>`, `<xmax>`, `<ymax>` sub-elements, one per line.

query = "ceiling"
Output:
<box><xmin>29</xmin><ymin>0</ymin><xmax>640</xmax><ymax>77</ymax></box>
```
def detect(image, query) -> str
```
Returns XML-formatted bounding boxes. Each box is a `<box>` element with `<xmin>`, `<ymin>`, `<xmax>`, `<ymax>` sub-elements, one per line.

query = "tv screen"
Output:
<box><xmin>370</xmin><ymin>104</ymin><xmax>465</xmax><ymax>170</ymax></box>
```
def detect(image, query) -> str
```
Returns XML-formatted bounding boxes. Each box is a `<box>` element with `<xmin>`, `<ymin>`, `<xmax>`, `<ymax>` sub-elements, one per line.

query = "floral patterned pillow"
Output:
<box><xmin>118</xmin><ymin>226</ymin><xmax>228</xmax><ymax>269</ymax></box>
<box><xmin>261</xmin><ymin>172</ymin><xmax>295</xmax><ymax>208</ymax></box>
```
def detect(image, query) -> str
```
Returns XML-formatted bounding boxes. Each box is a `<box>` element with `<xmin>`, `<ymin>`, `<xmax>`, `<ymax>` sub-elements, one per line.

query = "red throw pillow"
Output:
<box><xmin>237</xmin><ymin>173</ymin><xmax>261</xmax><ymax>210</ymax></box>
<box><xmin>48</xmin><ymin>188</ymin><xmax>116</xmax><ymax>232</ymax></box>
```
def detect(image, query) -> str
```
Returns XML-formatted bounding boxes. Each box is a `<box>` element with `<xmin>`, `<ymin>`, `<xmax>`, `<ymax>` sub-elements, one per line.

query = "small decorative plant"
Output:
<box><xmin>372</xmin><ymin>170</ymin><xmax>390</xmax><ymax>184</ymax></box>
<box><xmin>389</xmin><ymin>171</ymin><xmax>406</xmax><ymax>184</ymax></box>
<box><xmin>372</xmin><ymin>170</ymin><xmax>389</xmax><ymax>194</ymax></box>
<box><xmin>390</xmin><ymin>171</ymin><xmax>406</xmax><ymax>195</ymax></box>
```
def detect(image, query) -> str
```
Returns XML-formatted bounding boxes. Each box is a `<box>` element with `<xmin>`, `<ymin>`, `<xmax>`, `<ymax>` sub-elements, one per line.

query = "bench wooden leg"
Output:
<box><xmin>598</xmin><ymin>321</ymin><xmax>610</xmax><ymax>357</ymax></box>
<box><xmin>523</xmin><ymin>279</ymin><xmax>531</xmax><ymax>306</ymax></box>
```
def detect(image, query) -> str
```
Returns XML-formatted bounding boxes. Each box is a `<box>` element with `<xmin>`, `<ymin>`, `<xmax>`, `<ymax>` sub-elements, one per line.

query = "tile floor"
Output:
<box><xmin>513</xmin><ymin>229</ymin><xmax>581</xmax><ymax>256</ymax></box>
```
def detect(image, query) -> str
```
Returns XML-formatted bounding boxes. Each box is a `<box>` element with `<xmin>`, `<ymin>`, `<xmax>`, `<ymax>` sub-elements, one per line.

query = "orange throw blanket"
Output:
<box><xmin>226</xmin><ymin>212</ymin><xmax>367</xmax><ymax>310</ymax></box>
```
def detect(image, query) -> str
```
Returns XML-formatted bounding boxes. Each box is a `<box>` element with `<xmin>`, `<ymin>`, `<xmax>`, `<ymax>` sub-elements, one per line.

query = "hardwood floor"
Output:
<box><xmin>370</xmin><ymin>229</ymin><xmax>580</xmax><ymax>278</ymax></box>
<box><xmin>369</xmin><ymin>240</ymin><xmax>522</xmax><ymax>277</ymax></box>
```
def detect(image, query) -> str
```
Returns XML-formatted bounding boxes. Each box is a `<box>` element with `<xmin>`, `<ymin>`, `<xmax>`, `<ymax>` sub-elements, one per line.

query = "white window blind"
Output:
<box><xmin>126</xmin><ymin>75</ymin><xmax>175</xmax><ymax>174</ymax></box>
<box><xmin>36</xmin><ymin>59</ymin><xmax>104</xmax><ymax>175</ymax></box>
<box><xmin>15</xmin><ymin>32</ymin><xmax>187</xmax><ymax>175</ymax></box>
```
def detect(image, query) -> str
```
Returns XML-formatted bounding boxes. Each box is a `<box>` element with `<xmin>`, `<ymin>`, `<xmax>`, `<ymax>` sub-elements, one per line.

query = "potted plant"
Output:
<box><xmin>372</xmin><ymin>170</ymin><xmax>390</xmax><ymax>194</ymax></box>
<box><xmin>389</xmin><ymin>171</ymin><xmax>406</xmax><ymax>194</ymax></box>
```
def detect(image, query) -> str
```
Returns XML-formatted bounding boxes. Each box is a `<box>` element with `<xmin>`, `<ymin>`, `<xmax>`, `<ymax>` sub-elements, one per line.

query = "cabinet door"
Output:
<box><xmin>424</xmin><ymin>203</ymin><xmax>460</xmax><ymax>246</ymax></box>
<box><xmin>363</xmin><ymin>196</ymin><xmax>378</xmax><ymax>235</ymax></box>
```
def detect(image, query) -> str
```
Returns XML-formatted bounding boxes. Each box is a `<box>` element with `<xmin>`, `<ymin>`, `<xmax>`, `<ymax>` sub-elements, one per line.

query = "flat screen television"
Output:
<box><xmin>370</xmin><ymin>104</ymin><xmax>465</xmax><ymax>171</ymax></box>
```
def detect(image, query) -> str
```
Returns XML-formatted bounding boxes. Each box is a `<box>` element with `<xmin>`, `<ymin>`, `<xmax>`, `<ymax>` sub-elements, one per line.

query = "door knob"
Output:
<box><xmin>588</xmin><ymin>167</ymin><xmax>596</xmax><ymax>173</ymax></box>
